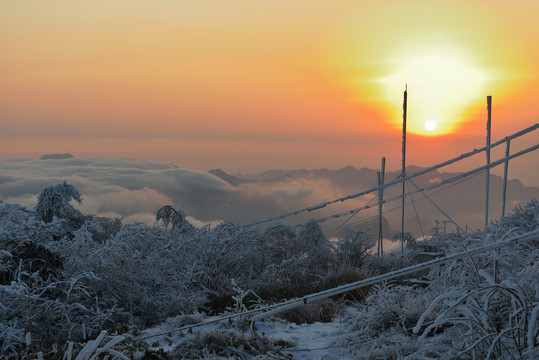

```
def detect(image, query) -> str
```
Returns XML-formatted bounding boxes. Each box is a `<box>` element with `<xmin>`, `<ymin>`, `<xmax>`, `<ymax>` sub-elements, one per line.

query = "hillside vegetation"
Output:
<box><xmin>0</xmin><ymin>182</ymin><xmax>537</xmax><ymax>359</ymax></box>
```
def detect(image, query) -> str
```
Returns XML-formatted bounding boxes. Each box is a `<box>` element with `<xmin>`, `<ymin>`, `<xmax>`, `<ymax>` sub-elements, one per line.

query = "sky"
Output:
<box><xmin>1</xmin><ymin>0</ymin><xmax>538</xmax><ymax>185</ymax></box>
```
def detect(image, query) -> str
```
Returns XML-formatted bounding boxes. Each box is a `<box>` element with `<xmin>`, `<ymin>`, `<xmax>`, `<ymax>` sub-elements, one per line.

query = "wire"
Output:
<box><xmin>407</xmin><ymin>180</ymin><xmax>425</xmax><ymax>239</ymax></box>
<box><xmin>327</xmin><ymin>168</ymin><xmax>482</xmax><ymax>231</ymax></box>
<box><xmin>248</xmin><ymin>142</ymin><xmax>537</xmax><ymax>237</ymax></box>
<box><xmin>325</xmin><ymin>193</ymin><xmax>379</xmax><ymax>239</ymax></box>
<box><xmin>233</xmin><ymin>125</ymin><xmax>538</xmax><ymax>229</ymax></box>
<box><xmin>319</xmin><ymin>169</ymin><xmax>492</xmax><ymax>237</ymax></box>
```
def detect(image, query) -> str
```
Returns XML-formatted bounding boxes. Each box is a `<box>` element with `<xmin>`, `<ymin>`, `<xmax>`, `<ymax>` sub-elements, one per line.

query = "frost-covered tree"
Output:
<box><xmin>155</xmin><ymin>205</ymin><xmax>194</xmax><ymax>233</ymax></box>
<box><xmin>34</xmin><ymin>181</ymin><xmax>82</xmax><ymax>223</ymax></box>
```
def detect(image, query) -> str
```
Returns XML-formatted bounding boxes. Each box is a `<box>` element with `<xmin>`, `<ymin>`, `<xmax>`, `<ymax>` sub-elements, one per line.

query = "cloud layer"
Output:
<box><xmin>0</xmin><ymin>157</ymin><xmax>365</xmax><ymax>226</ymax></box>
<box><xmin>2</xmin><ymin>156</ymin><xmax>536</xmax><ymax>236</ymax></box>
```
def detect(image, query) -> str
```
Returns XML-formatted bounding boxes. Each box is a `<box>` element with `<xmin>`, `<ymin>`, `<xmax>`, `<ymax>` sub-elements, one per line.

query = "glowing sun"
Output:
<box><xmin>380</xmin><ymin>46</ymin><xmax>487</xmax><ymax>135</ymax></box>
<box><xmin>424</xmin><ymin>120</ymin><xmax>437</xmax><ymax>131</ymax></box>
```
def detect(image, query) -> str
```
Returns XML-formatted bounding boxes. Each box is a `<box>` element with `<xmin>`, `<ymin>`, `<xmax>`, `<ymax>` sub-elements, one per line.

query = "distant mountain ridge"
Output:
<box><xmin>209</xmin><ymin>165</ymin><xmax>538</xmax><ymax>236</ymax></box>
<box><xmin>210</xmin><ymin>165</ymin><xmax>532</xmax><ymax>192</ymax></box>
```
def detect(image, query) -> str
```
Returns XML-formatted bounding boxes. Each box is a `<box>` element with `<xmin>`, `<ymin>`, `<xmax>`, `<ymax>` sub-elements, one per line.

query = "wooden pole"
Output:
<box><xmin>401</xmin><ymin>85</ymin><xmax>407</xmax><ymax>254</ymax></box>
<box><xmin>501</xmin><ymin>139</ymin><xmax>510</xmax><ymax>217</ymax></box>
<box><xmin>377</xmin><ymin>157</ymin><xmax>386</xmax><ymax>257</ymax></box>
<box><xmin>485</xmin><ymin>96</ymin><xmax>492</xmax><ymax>232</ymax></box>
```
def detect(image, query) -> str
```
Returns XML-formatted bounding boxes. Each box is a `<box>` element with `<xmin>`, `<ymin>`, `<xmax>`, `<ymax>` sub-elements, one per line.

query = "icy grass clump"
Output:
<box><xmin>170</xmin><ymin>329</ymin><xmax>265</xmax><ymax>359</ymax></box>
<box><xmin>0</xmin><ymin>316</ymin><xmax>25</xmax><ymax>356</ymax></box>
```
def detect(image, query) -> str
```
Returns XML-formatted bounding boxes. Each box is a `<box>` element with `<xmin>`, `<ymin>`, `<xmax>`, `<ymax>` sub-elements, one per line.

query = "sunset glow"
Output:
<box><xmin>328</xmin><ymin>0</ymin><xmax>535</xmax><ymax>140</ymax></box>
<box><xmin>380</xmin><ymin>48</ymin><xmax>487</xmax><ymax>135</ymax></box>
<box><xmin>1</xmin><ymin>0</ymin><xmax>538</xmax><ymax>184</ymax></box>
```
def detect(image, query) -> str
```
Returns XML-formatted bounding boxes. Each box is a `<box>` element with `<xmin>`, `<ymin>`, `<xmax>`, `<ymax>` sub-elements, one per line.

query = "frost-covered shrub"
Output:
<box><xmin>54</xmin><ymin>224</ymin><xmax>206</xmax><ymax>327</ymax></box>
<box><xmin>349</xmin><ymin>284</ymin><xmax>430</xmax><ymax>337</ymax></box>
<box><xmin>408</xmin><ymin>220</ymin><xmax>538</xmax><ymax>359</ymax></box>
<box><xmin>0</xmin><ymin>266</ymin><xmax>114</xmax><ymax>355</ymax></box>
<box><xmin>0</xmin><ymin>318</ymin><xmax>25</xmax><ymax>357</ymax></box>
<box><xmin>358</xmin><ymin>252</ymin><xmax>412</xmax><ymax>277</ymax></box>
<box><xmin>0</xmin><ymin>203</ymin><xmax>41</xmax><ymax>243</ymax></box>
<box><xmin>335</xmin><ymin>228</ymin><xmax>375</xmax><ymax>268</ymax></box>
<box><xmin>265</xmin><ymin>219</ymin><xmax>338</xmax><ymax>293</ymax></box>
<box><xmin>259</xmin><ymin>223</ymin><xmax>298</xmax><ymax>268</ymax></box>
<box><xmin>495</xmin><ymin>198</ymin><xmax>538</xmax><ymax>233</ymax></box>
<box><xmin>279</xmin><ymin>298</ymin><xmax>339</xmax><ymax>324</ymax></box>
<box><xmin>185</xmin><ymin>222</ymin><xmax>264</xmax><ymax>312</ymax></box>
<box><xmin>34</xmin><ymin>181</ymin><xmax>83</xmax><ymax>223</ymax></box>
<box><xmin>414</xmin><ymin>275</ymin><xmax>538</xmax><ymax>359</ymax></box>
<box><xmin>295</xmin><ymin>220</ymin><xmax>336</xmax><ymax>273</ymax></box>
<box><xmin>84</xmin><ymin>215</ymin><xmax>122</xmax><ymax>243</ymax></box>
<box><xmin>3</xmin><ymin>241</ymin><xmax>63</xmax><ymax>283</ymax></box>
<box><xmin>0</xmin><ymin>203</ymin><xmax>113</xmax><ymax>355</ymax></box>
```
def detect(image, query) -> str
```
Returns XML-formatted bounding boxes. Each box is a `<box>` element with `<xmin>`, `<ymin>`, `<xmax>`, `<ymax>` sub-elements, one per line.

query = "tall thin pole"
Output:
<box><xmin>377</xmin><ymin>157</ymin><xmax>386</xmax><ymax>257</ymax></box>
<box><xmin>501</xmin><ymin>139</ymin><xmax>511</xmax><ymax>217</ymax></box>
<box><xmin>401</xmin><ymin>85</ymin><xmax>407</xmax><ymax>254</ymax></box>
<box><xmin>485</xmin><ymin>96</ymin><xmax>492</xmax><ymax>231</ymax></box>
<box><xmin>496</xmin><ymin>138</ymin><xmax>510</xmax><ymax>284</ymax></box>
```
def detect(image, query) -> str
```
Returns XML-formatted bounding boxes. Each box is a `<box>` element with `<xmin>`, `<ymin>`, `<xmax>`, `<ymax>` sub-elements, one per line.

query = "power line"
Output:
<box><xmin>407</xmin><ymin>180</ymin><xmax>425</xmax><ymax>239</ymax></box>
<box><xmin>337</xmin><ymin>170</ymin><xmax>485</xmax><ymax>232</ymax></box>
<box><xmin>325</xmin><ymin>193</ymin><xmax>379</xmax><ymax>239</ymax></box>
<box><xmin>234</xmin><ymin>125</ymin><xmax>538</xmax><ymax>229</ymax></box>
<box><xmin>340</xmin><ymin>144</ymin><xmax>537</xmax><ymax>229</ymax></box>
<box><xmin>296</xmin><ymin>166</ymin><xmax>505</xmax><ymax>238</ymax></box>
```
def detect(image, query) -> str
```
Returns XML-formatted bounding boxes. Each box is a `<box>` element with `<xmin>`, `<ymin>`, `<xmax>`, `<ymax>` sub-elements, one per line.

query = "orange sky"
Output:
<box><xmin>1</xmin><ymin>0</ymin><xmax>538</xmax><ymax>184</ymax></box>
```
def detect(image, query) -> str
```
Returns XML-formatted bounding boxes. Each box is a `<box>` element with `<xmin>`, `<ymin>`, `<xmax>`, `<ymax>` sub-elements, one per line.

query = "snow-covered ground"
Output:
<box><xmin>135</xmin><ymin>314</ymin><xmax>355</xmax><ymax>359</ymax></box>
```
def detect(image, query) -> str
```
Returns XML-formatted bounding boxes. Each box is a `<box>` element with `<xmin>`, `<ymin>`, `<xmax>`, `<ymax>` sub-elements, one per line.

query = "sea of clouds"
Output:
<box><xmin>0</xmin><ymin>157</ymin><xmax>364</xmax><ymax>227</ymax></box>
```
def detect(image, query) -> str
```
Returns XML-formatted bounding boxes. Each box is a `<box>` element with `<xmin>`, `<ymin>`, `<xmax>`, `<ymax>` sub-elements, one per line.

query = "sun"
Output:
<box><xmin>424</xmin><ymin>120</ymin><xmax>437</xmax><ymax>131</ymax></box>
<box><xmin>380</xmin><ymin>46</ymin><xmax>488</xmax><ymax>135</ymax></box>
<box><xmin>326</xmin><ymin>0</ymin><xmax>531</xmax><ymax>138</ymax></box>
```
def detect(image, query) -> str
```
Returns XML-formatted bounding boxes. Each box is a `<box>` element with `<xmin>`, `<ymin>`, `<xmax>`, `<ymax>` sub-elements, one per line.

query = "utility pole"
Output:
<box><xmin>377</xmin><ymin>157</ymin><xmax>386</xmax><ymax>256</ymax></box>
<box><xmin>485</xmin><ymin>96</ymin><xmax>498</xmax><ymax>283</ymax></box>
<box><xmin>401</xmin><ymin>85</ymin><xmax>408</xmax><ymax>255</ymax></box>
<box><xmin>485</xmin><ymin>96</ymin><xmax>492</xmax><ymax>232</ymax></box>
<box><xmin>501</xmin><ymin>140</ymin><xmax>510</xmax><ymax>217</ymax></box>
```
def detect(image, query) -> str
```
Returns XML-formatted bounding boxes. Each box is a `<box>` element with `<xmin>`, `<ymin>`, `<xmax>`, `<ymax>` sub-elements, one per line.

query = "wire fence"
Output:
<box><xmin>234</xmin><ymin>124</ymin><xmax>538</xmax><ymax>230</ymax></box>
